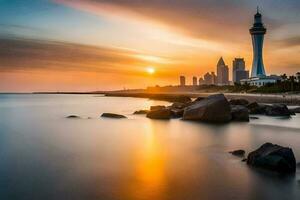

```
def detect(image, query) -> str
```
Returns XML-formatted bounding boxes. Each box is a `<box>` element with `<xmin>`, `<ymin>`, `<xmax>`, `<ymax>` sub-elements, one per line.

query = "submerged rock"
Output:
<box><xmin>229</xmin><ymin>149</ymin><xmax>246</xmax><ymax>156</ymax></box>
<box><xmin>183</xmin><ymin>94</ymin><xmax>232</xmax><ymax>123</ymax></box>
<box><xmin>146</xmin><ymin>109</ymin><xmax>172</xmax><ymax>119</ymax></box>
<box><xmin>66</xmin><ymin>115</ymin><xmax>80</xmax><ymax>119</ymax></box>
<box><xmin>231</xmin><ymin>105</ymin><xmax>249</xmax><ymax>122</ymax></box>
<box><xmin>133</xmin><ymin>110</ymin><xmax>149</xmax><ymax>114</ymax></box>
<box><xmin>229</xmin><ymin>98</ymin><xmax>249</xmax><ymax>106</ymax></box>
<box><xmin>265</xmin><ymin>104</ymin><xmax>291</xmax><ymax>116</ymax></box>
<box><xmin>150</xmin><ymin>105</ymin><xmax>166</xmax><ymax>111</ymax></box>
<box><xmin>101</xmin><ymin>113</ymin><xmax>127</xmax><ymax>118</ymax></box>
<box><xmin>247</xmin><ymin>143</ymin><xmax>296</xmax><ymax>174</ymax></box>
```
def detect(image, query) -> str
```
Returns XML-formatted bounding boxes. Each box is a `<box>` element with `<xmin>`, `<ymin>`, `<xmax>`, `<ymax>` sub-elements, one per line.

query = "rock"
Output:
<box><xmin>146</xmin><ymin>109</ymin><xmax>172</xmax><ymax>119</ymax></box>
<box><xmin>194</xmin><ymin>97</ymin><xmax>205</xmax><ymax>102</ymax></box>
<box><xmin>249</xmin><ymin>116</ymin><xmax>259</xmax><ymax>120</ymax></box>
<box><xmin>66</xmin><ymin>115</ymin><xmax>80</xmax><ymax>119</ymax></box>
<box><xmin>289</xmin><ymin>107</ymin><xmax>300</xmax><ymax>114</ymax></box>
<box><xmin>229</xmin><ymin>98</ymin><xmax>249</xmax><ymax>106</ymax></box>
<box><xmin>133</xmin><ymin>110</ymin><xmax>149</xmax><ymax>114</ymax></box>
<box><xmin>242</xmin><ymin>158</ymin><xmax>247</xmax><ymax>162</ymax></box>
<box><xmin>231</xmin><ymin>105</ymin><xmax>249</xmax><ymax>122</ymax></box>
<box><xmin>170</xmin><ymin>102</ymin><xmax>187</xmax><ymax>109</ymax></box>
<box><xmin>170</xmin><ymin>108</ymin><xmax>184</xmax><ymax>118</ymax></box>
<box><xmin>229</xmin><ymin>149</ymin><xmax>246</xmax><ymax>156</ymax></box>
<box><xmin>296</xmin><ymin>162</ymin><xmax>300</xmax><ymax>168</ymax></box>
<box><xmin>101</xmin><ymin>113</ymin><xmax>127</xmax><ymax>118</ymax></box>
<box><xmin>247</xmin><ymin>102</ymin><xmax>267</xmax><ymax>114</ymax></box>
<box><xmin>183</xmin><ymin>94</ymin><xmax>232</xmax><ymax>123</ymax></box>
<box><xmin>265</xmin><ymin>104</ymin><xmax>291</xmax><ymax>116</ymax></box>
<box><xmin>150</xmin><ymin>105</ymin><xmax>166</xmax><ymax>111</ymax></box>
<box><xmin>247</xmin><ymin>143</ymin><xmax>296</xmax><ymax>174</ymax></box>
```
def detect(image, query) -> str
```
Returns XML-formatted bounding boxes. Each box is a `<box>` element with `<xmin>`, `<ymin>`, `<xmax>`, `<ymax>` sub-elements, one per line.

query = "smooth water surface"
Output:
<box><xmin>0</xmin><ymin>94</ymin><xmax>300</xmax><ymax>200</ymax></box>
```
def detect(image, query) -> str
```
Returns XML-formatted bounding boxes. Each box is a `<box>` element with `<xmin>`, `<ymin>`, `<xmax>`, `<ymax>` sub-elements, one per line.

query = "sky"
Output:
<box><xmin>0</xmin><ymin>0</ymin><xmax>300</xmax><ymax>92</ymax></box>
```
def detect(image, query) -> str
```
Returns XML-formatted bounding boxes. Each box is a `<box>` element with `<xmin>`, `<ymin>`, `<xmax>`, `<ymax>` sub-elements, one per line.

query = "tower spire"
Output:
<box><xmin>257</xmin><ymin>6</ymin><xmax>259</xmax><ymax>14</ymax></box>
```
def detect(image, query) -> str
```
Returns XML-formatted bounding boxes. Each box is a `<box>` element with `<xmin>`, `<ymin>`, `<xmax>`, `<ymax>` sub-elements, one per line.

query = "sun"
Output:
<box><xmin>146</xmin><ymin>67</ymin><xmax>155</xmax><ymax>74</ymax></box>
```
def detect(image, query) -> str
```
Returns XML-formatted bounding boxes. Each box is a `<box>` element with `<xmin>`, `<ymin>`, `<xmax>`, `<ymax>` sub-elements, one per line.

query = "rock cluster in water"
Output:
<box><xmin>101</xmin><ymin>113</ymin><xmax>127</xmax><ymax>118</ymax></box>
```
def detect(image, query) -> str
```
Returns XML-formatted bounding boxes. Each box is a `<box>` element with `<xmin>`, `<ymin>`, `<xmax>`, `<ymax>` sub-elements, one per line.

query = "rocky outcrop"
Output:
<box><xmin>133</xmin><ymin>110</ymin><xmax>149</xmax><ymax>114</ymax></box>
<box><xmin>183</xmin><ymin>94</ymin><xmax>232</xmax><ymax>123</ymax></box>
<box><xmin>150</xmin><ymin>105</ymin><xmax>166</xmax><ymax>111</ymax></box>
<box><xmin>247</xmin><ymin>143</ymin><xmax>296</xmax><ymax>174</ymax></box>
<box><xmin>265</xmin><ymin>104</ymin><xmax>291</xmax><ymax>116</ymax></box>
<box><xmin>170</xmin><ymin>108</ymin><xmax>184</xmax><ymax>118</ymax></box>
<box><xmin>229</xmin><ymin>99</ymin><xmax>249</xmax><ymax>106</ymax></box>
<box><xmin>231</xmin><ymin>105</ymin><xmax>249</xmax><ymax>122</ymax></box>
<box><xmin>289</xmin><ymin>107</ymin><xmax>300</xmax><ymax>114</ymax></box>
<box><xmin>146</xmin><ymin>109</ymin><xmax>172</xmax><ymax>119</ymax></box>
<box><xmin>101</xmin><ymin>113</ymin><xmax>127</xmax><ymax>118</ymax></box>
<box><xmin>247</xmin><ymin>102</ymin><xmax>267</xmax><ymax>114</ymax></box>
<box><xmin>229</xmin><ymin>149</ymin><xmax>245</xmax><ymax>156</ymax></box>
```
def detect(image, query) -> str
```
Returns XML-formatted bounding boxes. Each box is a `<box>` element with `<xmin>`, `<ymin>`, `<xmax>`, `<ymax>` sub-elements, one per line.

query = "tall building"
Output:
<box><xmin>204</xmin><ymin>72</ymin><xmax>213</xmax><ymax>85</ymax></box>
<box><xmin>240</xmin><ymin>8</ymin><xmax>278</xmax><ymax>87</ymax></box>
<box><xmin>250</xmin><ymin>7</ymin><xmax>266</xmax><ymax>78</ymax></box>
<box><xmin>211</xmin><ymin>72</ymin><xmax>217</xmax><ymax>85</ymax></box>
<box><xmin>233</xmin><ymin>58</ymin><xmax>249</xmax><ymax>83</ymax></box>
<box><xmin>216</xmin><ymin>57</ymin><xmax>229</xmax><ymax>85</ymax></box>
<box><xmin>180</xmin><ymin>76</ymin><xmax>186</xmax><ymax>86</ymax></box>
<box><xmin>198</xmin><ymin>77</ymin><xmax>205</xmax><ymax>85</ymax></box>
<box><xmin>192</xmin><ymin>76</ymin><xmax>197</xmax><ymax>86</ymax></box>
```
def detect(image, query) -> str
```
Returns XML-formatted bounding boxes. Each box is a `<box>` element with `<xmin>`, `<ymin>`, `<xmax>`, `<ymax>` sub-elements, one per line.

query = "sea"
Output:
<box><xmin>0</xmin><ymin>94</ymin><xmax>300</xmax><ymax>200</ymax></box>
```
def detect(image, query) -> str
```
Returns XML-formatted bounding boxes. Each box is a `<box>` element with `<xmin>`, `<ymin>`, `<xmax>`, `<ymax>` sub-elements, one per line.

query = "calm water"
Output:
<box><xmin>0</xmin><ymin>94</ymin><xmax>300</xmax><ymax>200</ymax></box>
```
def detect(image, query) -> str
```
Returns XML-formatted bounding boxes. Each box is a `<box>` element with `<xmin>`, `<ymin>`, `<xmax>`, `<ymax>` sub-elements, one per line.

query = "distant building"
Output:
<box><xmin>233</xmin><ymin>58</ymin><xmax>249</xmax><ymax>83</ymax></box>
<box><xmin>204</xmin><ymin>72</ymin><xmax>215</xmax><ymax>85</ymax></box>
<box><xmin>199</xmin><ymin>77</ymin><xmax>205</xmax><ymax>85</ymax></box>
<box><xmin>192</xmin><ymin>76</ymin><xmax>197</xmax><ymax>86</ymax></box>
<box><xmin>180</xmin><ymin>76</ymin><xmax>186</xmax><ymax>86</ymax></box>
<box><xmin>216</xmin><ymin>57</ymin><xmax>229</xmax><ymax>85</ymax></box>
<box><xmin>211</xmin><ymin>72</ymin><xmax>217</xmax><ymax>85</ymax></box>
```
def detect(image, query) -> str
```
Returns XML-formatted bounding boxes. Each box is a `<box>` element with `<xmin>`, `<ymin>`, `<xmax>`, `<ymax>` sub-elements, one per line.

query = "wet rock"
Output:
<box><xmin>265</xmin><ymin>104</ymin><xmax>291</xmax><ymax>116</ymax></box>
<box><xmin>146</xmin><ymin>109</ymin><xmax>172</xmax><ymax>119</ymax></box>
<box><xmin>231</xmin><ymin>105</ymin><xmax>249</xmax><ymax>122</ymax></box>
<box><xmin>247</xmin><ymin>102</ymin><xmax>267</xmax><ymax>114</ymax></box>
<box><xmin>183</xmin><ymin>94</ymin><xmax>232</xmax><ymax>123</ymax></box>
<box><xmin>229</xmin><ymin>99</ymin><xmax>249</xmax><ymax>106</ymax></box>
<box><xmin>170</xmin><ymin>108</ymin><xmax>184</xmax><ymax>118</ymax></box>
<box><xmin>249</xmin><ymin>116</ymin><xmax>259</xmax><ymax>120</ymax></box>
<box><xmin>242</xmin><ymin>158</ymin><xmax>247</xmax><ymax>162</ymax></box>
<box><xmin>170</xmin><ymin>102</ymin><xmax>187</xmax><ymax>109</ymax></box>
<box><xmin>194</xmin><ymin>97</ymin><xmax>205</xmax><ymax>102</ymax></box>
<box><xmin>247</xmin><ymin>143</ymin><xmax>296</xmax><ymax>174</ymax></box>
<box><xmin>101</xmin><ymin>113</ymin><xmax>127</xmax><ymax>118</ymax></box>
<box><xmin>289</xmin><ymin>107</ymin><xmax>300</xmax><ymax>113</ymax></box>
<box><xmin>133</xmin><ymin>110</ymin><xmax>149</xmax><ymax>114</ymax></box>
<box><xmin>66</xmin><ymin>115</ymin><xmax>80</xmax><ymax>119</ymax></box>
<box><xmin>150</xmin><ymin>105</ymin><xmax>166</xmax><ymax>111</ymax></box>
<box><xmin>229</xmin><ymin>149</ymin><xmax>246</xmax><ymax>156</ymax></box>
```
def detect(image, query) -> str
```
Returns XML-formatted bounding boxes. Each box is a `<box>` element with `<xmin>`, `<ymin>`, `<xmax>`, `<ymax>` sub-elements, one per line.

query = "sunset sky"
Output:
<box><xmin>1</xmin><ymin>0</ymin><xmax>300</xmax><ymax>92</ymax></box>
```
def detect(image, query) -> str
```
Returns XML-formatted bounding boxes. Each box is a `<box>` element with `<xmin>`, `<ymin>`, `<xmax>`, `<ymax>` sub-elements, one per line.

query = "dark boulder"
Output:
<box><xmin>183</xmin><ymin>94</ymin><xmax>232</xmax><ymax>123</ymax></box>
<box><xmin>229</xmin><ymin>149</ymin><xmax>246</xmax><ymax>156</ymax></box>
<box><xmin>231</xmin><ymin>105</ymin><xmax>249</xmax><ymax>122</ymax></box>
<box><xmin>247</xmin><ymin>102</ymin><xmax>267</xmax><ymax>114</ymax></box>
<box><xmin>146</xmin><ymin>109</ymin><xmax>172</xmax><ymax>119</ymax></box>
<box><xmin>265</xmin><ymin>104</ymin><xmax>291</xmax><ymax>116</ymax></box>
<box><xmin>101</xmin><ymin>113</ymin><xmax>127</xmax><ymax>118</ymax></box>
<box><xmin>247</xmin><ymin>143</ymin><xmax>296</xmax><ymax>174</ymax></box>
<box><xmin>194</xmin><ymin>97</ymin><xmax>205</xmax><ymax>102</ymax></box>
<box><xmin>66</xmin><ymin>115</ymin><xmax>80</xmax><ymax>119</ymax></box>
<box><xmin>170</xmin><ymin>108</ymin><xmax>184</xmax><ymax>118</ymax></box>
<box><xmin>150</xmin><ymin>105</ymin><xmax>166</xmax><ymax>111</ymax></box>
<box><xmin>249</xmin><ymin>116</ymin><xmax>259</xmax><ymax>120</ymax></box>
<box><xmin>133</xmin><ymin>110</ymin><xmax>149</xmax><ymax>114</ymax></box>
<box><xmin>170</xmin><ymin>102</ymin><xmax>187</xmax><ymax>109</ymax></box>
<box><xmin>289</xmin><ymin>107</ymin><xmax>300</xmax><ymax>113</ymax></box>
<box><xmin>229</xmin><ymin>98</ymin><xmax>249</xmax><ymax>106</ymax></box>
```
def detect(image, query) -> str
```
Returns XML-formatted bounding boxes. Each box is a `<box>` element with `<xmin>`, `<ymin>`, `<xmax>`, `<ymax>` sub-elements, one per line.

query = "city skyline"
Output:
<box><xmin>1</xmin><ymin>0</ymin><xmax>300</xmax><ymax>92</ymax></box>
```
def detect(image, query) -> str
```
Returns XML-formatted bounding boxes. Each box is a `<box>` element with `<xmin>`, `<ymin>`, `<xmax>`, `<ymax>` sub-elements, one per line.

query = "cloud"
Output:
<box><xmin>274</xmin><ymin>36</ymin><xmax>300</xmax><ymax>48</ymax></box>
<box><xmin>55</xmin><ymin>0</ymin><xmax>286</xmax><ymax>44</ymax></box>
<box><xmin>0</xmin><ymin>37</ymin><xmax>174</xmax><ymax>76</ymax></box>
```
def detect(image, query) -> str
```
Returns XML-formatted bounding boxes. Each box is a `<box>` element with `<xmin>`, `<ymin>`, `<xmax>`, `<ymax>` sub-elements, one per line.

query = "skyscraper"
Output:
<box><xmin>250</xmin><ymin>7</ymin><xmax>266</xmax><ymax>78</ymax></box>
<box><xmin>192</xmin><ymin>76</ymin><xmax>197</xmax><ymax>86</ymax></box>
<box><xmin>216</xmin><ymin>57</ymin><xmax>229</xmax><ymax>85</ymax></box>
<box><xmin>233</xmin><ymin>58</ymin><xmax>249</xmax><ymax>83</ymax></box>
<box><xmin>180</xmin><ymin>76</ymin><xmax>186</xmax><ymax>86</ymax></box>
